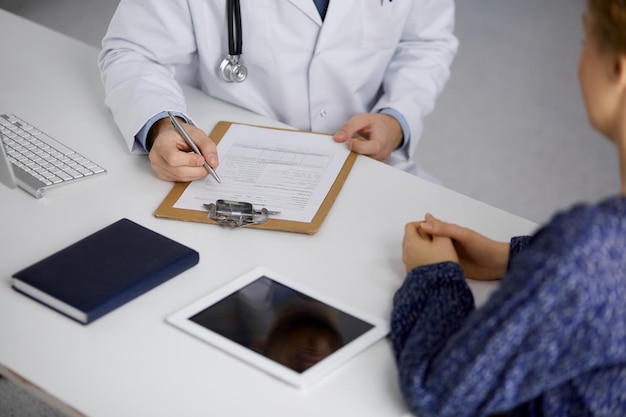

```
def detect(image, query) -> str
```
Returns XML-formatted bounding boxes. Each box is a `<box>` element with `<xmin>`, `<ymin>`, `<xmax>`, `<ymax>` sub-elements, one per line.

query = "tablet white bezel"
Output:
<box><xmin>167</xmin><ymin>266</ymin><xmax>389</xmax><ymax>388</ymax></box>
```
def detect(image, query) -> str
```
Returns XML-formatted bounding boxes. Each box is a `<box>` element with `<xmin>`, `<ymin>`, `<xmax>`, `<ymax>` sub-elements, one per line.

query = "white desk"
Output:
<box><xmin>0</xmin><ymin>9</ymin><xmax>537</xmax><ymax>417</ymax></box>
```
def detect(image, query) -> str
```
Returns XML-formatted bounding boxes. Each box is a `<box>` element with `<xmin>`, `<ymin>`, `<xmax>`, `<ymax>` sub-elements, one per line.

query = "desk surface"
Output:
<box><xmin>0</xmin><ymin>9</ymin><xmax>538</xmax><ymax>417</ymax></box>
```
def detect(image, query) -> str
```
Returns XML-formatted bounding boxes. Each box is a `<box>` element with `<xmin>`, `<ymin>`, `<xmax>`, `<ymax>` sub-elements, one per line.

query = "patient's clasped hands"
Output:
<box><xmin>402</xmin><ymin>213</ymin><xmax>510</xmax><ymax>281</ymax></box>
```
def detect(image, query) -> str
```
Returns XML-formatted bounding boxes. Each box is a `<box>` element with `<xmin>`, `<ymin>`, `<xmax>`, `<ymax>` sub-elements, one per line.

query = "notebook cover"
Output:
<box><xmin>11</xmin><ymin>218</ymin><xmax>199</xmax><ymax>324</ymax></box>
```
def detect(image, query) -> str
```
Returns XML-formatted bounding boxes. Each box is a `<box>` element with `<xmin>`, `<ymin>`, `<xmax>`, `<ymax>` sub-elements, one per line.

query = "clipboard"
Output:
<box><xmin>154</xmin><ymin>121</ymin><xmax>358</xmax><ymax>234</ymax></box>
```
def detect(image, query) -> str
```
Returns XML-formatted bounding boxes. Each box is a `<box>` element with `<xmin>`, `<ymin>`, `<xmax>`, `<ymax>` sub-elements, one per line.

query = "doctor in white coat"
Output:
<box><xmin>99</xmin><ymin>0</ymin><xmax>457</xmax><ymax>182</ymax></box>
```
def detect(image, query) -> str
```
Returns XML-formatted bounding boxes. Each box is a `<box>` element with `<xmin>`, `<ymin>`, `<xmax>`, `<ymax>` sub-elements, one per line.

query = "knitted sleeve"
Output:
<box><xmin>510</xmin><ymin>235</ymin><xmax>531</xmax><ymax>255</ymax></box>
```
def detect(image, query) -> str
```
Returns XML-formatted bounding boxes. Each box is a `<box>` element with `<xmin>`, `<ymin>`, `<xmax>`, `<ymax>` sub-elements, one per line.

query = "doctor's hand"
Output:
<box><xmin>402</xmin><ymin>221</ymin><xmax>458</xmax><ymax>273</ymax></box>
<box><xmin>419</xmin><ymin>214</ymin><xmax>510</xmax><ymax>281</ymax></box>
<box><xmin>333</xmin><ymin>113</ymin><xmax>403</xmax><ymax>162</ymax></box>
<box><xmin>147</xmin><ymin>117</ymin><xmax>219</xmax><ymax>182</ymax></box>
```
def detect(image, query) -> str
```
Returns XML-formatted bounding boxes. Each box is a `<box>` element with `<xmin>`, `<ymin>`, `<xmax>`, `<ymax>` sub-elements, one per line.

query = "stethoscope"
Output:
<box><xmin>219</xmin><ymin>0</ymin><xmax>248</xmax><ymax>83</ymax></box>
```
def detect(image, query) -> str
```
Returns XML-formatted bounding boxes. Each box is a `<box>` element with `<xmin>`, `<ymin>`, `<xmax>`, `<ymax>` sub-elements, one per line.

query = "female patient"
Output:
<box><xmin>391</xmin><ymin>1</ymin><xmax>626</xmax><ymax>415</ymax></box>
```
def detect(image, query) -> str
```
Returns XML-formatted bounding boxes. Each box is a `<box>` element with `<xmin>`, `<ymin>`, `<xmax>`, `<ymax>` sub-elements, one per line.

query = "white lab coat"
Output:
<box><xmin>99</xmin><ymin>0</ymin><xmax>457</xmax><ymax>175</ymax></box>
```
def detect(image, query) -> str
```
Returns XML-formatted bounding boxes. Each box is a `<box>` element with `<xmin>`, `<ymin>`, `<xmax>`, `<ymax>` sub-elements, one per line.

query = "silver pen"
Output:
<box><xmin>167</xmin><ymin>111</ymin><xmax>221</xmax><ymax>183</ymax></box>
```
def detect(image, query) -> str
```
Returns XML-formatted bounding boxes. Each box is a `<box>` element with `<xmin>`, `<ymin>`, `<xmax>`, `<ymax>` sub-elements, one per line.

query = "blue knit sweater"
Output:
<box><xmin>391</xmin><ymin>196</ymin><xmax>626</xmax><ymax>417</ymax></box>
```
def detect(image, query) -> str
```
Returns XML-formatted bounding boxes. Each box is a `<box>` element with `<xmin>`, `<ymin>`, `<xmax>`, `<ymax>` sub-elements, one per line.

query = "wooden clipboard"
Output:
<box><xmin>154</xmin><ymin>121</ymin><xmax>358</xmax><ymax>234</ymax></box>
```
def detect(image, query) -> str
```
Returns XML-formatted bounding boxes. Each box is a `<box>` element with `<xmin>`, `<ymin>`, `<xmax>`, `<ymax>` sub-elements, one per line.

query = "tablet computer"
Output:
<box><xmin>167</xmin><ymin>266</ymin><xmax>389</xmax><ymax>388</ymax></box>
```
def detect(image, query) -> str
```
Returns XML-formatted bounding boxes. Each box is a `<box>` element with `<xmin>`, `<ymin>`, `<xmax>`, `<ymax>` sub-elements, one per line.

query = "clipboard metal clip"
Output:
<box><xmin>204</xmin><ymin>199</ymin><xmax>280</xmax><ymax>228</ymax></box>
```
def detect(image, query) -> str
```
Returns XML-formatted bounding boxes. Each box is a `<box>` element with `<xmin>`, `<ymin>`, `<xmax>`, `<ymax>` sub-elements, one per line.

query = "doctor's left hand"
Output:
<box><xmin>333</xmin><ymin>113</ymin><xmax>403</xmax><ymax>162</ymax></box>
<box><xmin>147</xmin><ymin>117</ymin><xmax>219</xmax><ymax>182</ymax></box>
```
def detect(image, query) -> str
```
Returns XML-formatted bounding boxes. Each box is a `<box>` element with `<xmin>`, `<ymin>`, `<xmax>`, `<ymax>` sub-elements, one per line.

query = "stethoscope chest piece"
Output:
<box><xmin>219</xmin><ymin>0</ymin><xmax>247</xmax><ymax>83</ymax></box>
<box><xmin>219</xmin><ymin>54</ymin><xmax>248</xmax><ymax>83</ymax></box>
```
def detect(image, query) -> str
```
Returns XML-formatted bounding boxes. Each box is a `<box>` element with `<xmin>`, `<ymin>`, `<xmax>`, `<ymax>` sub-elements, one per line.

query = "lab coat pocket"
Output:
<box><xmin>361</xmin><ymin>1</ymin><xmax>396</xmax><ymax>50</ymax></box>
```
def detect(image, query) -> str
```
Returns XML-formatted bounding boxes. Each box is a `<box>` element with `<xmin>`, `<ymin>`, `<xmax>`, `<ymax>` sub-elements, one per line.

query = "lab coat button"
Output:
<box><xmin>319</xmin><ymin>110</ymin><xmax>327</xmax><ymax>118</ymax></box>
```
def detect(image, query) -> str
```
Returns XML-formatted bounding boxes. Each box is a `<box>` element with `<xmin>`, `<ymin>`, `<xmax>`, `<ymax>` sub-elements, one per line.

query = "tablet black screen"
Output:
<box><xmin>189</xmin><ymin>276</ymin><xmax>374</xmax><ymax>373</ymax></box>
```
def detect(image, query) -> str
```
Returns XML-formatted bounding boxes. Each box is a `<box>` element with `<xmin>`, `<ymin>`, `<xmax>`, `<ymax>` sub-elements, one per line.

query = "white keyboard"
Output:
<box><xmin>0</xmin><ymin>113</ymin><xmax>106</xmax><ymax>198</ymax></box>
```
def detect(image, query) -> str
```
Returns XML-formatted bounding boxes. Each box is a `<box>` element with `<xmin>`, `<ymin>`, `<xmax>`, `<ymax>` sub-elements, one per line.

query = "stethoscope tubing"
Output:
<box><xmin>227</xmin><ymin>0</ymin><xmax>242</xmax><ymax>56</ymax></box>
<box><xmin>219</xmin><ymin>0</ymin><xmax>247</xmax><ymax>82</ymax></box>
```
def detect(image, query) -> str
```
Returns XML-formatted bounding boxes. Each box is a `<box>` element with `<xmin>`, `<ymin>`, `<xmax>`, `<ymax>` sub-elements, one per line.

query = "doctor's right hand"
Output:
<box><xmin>146</xmin><ymin>117</ymin><xmax>219</xmax><ymax>182</ymax></box>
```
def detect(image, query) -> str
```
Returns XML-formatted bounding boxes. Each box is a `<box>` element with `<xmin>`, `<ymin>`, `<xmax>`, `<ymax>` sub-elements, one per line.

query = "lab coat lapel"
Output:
<box><xmin>317</xmin><ymin>0</ymin><xmax>357</xmax><ymax>44</ymax></box>
<box><xmin>287</xmin><ymin>0</ymin><xmax>323</xmax><ymax>25</ymax></box>
<box><xmin>286</xmin><ymin>0</ymin><xmax>357</xmax><ymax>30</ymax></box>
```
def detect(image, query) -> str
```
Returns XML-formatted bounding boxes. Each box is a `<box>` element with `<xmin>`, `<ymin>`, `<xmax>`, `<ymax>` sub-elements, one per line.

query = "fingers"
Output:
<box><xmin>150</xmin><ymin>151</ymin><xmax>207</xmax><ymax>182</ymax></box>
<box><xmin>405</xmin><ymin>220</ymin><xmax>437</xmax><ymax>242</ymax></box>
<box><xmin>402</xmin><ymin>221</ymin><xmax>458</xmax><ymax>272</ymax></box>
<box><xmin>149</xmin><ymin>126</ymin><xmax>220</xmax><ymax>182</ymax></box>
<box><xmin>402</xmin><ymin>222</ymin><xmax>420</xmax><ymax>248</ymax></box>
<box><xmin>333</xmin><ymin>113</ymin><xmax>401</xmax><ymax>162</ymax></box>
<box><xmin>420</xmin><ymin>213</ymin><xmax>465</xmax><ymax>240</ymax></box>
<box><xmin>333</xmin><ymin>114</ymin><xmax>367</xmax><ymax>144</ymax></box>
<box><xmin>333</xmin><ymin>115</ymin><xmax>369</xmax><ymax>155</ymax></box>
<box><xmin>347</xmin><ymin>136</ymin><xmax>383</xmax><ymax>160</ymax></box>
<box><xmin>402</xmin><ymin>223</ymin><xmax>426</xmax><ymax>272</ymax></box>
<box><xmin>195</xmin><ymin>134</ymin><xmax>219</xmax><ymax>170</ymax></box>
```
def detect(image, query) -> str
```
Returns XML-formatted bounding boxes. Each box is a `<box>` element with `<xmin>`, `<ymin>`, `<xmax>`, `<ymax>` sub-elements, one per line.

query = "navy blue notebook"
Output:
<box><xmin>12</xmin><ymin>218</ymin><xmax>199</xmax><ymax>324</ymax></box>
